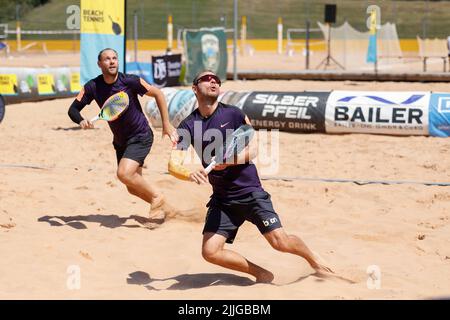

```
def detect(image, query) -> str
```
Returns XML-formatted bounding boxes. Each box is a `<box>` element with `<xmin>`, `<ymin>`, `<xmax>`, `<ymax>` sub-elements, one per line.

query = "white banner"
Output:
<box><xmin>325</xmin><ymin>91</ymin><xmax>430</xmax><ymax>135</ymax></box>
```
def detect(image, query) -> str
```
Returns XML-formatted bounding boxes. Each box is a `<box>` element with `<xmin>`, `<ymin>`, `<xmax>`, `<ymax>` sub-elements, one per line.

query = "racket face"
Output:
<box><xmin>221</xmin><ymin>124</ymin><xmax>254</xmax><ymax>162</ymax></box>
<box><xmin>99</xmin><ymin>91</ymin><xmax>129</xmax><ymax>121</ymax></box>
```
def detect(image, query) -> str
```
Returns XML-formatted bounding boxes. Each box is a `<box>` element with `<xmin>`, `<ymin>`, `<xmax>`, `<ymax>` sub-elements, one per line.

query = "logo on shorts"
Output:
<box><xmin>263</xmin><ymin>217</ymin><xmax>278</xmax><ymax>227</ymax></box>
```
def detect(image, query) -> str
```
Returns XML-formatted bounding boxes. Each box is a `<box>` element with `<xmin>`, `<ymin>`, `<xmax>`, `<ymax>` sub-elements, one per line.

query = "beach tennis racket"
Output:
<box><xmin>90</xmin><ymin>91</ymin><xmax>129</xmax><ymax>123</ymax></box>
<box><xmin>204</xmin><ymin>124</ymin><xmax>255</xmax><ymax>174</ymax></box>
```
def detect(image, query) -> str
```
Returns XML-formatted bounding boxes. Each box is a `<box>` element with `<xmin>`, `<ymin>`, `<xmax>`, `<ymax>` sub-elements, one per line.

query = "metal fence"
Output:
<box><xmin>1</xmin><ymin>0</ymin><xmax>450</xmax><ymax>40</ymax></box>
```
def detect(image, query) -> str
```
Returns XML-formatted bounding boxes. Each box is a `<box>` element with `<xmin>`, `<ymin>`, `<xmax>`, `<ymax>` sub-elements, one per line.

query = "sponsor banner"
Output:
<box><xmin>183</xmin><ymin>28</ymin><xmax>227</xmax><ymax>85</ymax></box>
<box><xmin>219</xmin><ymin>91</ymin><xmax>251</xmax><ymax>108</ymax></box>
<box><xmin>325</xmin><ymin>91</ymin><xmax>430</xmax><ymax>135</ymax></box>
<box><xmin>241</xmin><ymin>91</ymin><xmax>329</xmax><ymax>133</ymax></box>
<box><xmin>126</xmin><ymin>62</ymin><xmax>153</xmax><ymax>84</ymax></box>
<box><xmin>80</xmin><ymin>0</ymin><xmax>125</xmax><ymax>85</ymax></box>
<box><xmin>70</xmin><ymin>72</ymin><xmax>82</xmax><ymax>93</ymax></box>
<box><xmin>169</xmin><ymin>90</ymin><xmax>197</xmax><ymax>128</ymax></box>
<box><xmin>0</xmin><ymin>74</ymin><xmax>18</xmax><ymax>95</ymax></box>
<box><xmin>0</xmin><ymin>94</ymin><xmax>5</xmax><ymax>123</ymax></box>
<box><xmin>429</xmin><ymin>93</ymin><xmax>450</xmax><ymax>137</ymax></box>
<box><xmin>145</xmin><ymin>89</ymin><xmax>197</xmax><ymax>128</ymax></box>
<box><xmin>151</xmin><ymin>54</ymin><xmax>182</xmax><ymax>88</ymax></box>
<box><xmin>37</xmin><ymin>74</ymin><xmax>55</xmax><ymax>95</ymax></box>
<box><xmin>80</xmin><ymin>2</ymin><xmax>124</xmax><ymax>35</ymax></box>
<box><xmin>51</xmin><ymin>68</ymin><xmax>76</xmax><ymax>95</ymax></box>
<box><xmin>144</xmin><ymin>87</ymin><xmax>179</xmax><ymax>128</ymax></box>
<box><xmin>0</xmin><ymin>67</ymin><xmax>79</xmax><ymax>104</ymax></box>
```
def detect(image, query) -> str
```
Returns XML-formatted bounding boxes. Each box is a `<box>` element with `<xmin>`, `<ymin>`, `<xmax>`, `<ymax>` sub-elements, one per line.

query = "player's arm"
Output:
<box><xmin>140</xmin><ymin>78</ymin><xmax>177</xmax><ymax>142</ymax></box>
<box><xmin>68</xmin><ymin>87</ymin><xmax>93</xmax><ymax>129</ymax></box>
<box><xmin>168</xmin><ymin>149</ymin><xmax>208</xmax><ymax>184</ymax></box>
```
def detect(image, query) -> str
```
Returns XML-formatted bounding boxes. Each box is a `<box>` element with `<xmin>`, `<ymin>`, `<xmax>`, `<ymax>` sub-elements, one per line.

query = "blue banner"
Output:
<box><xmin>125</xmin><ymin>62</ymin><xmax>153</xmax><ymax>84</ymax></box>
<box><xmin>366</xmin><ymin>9</ymin><xmax>377</xmax><ymax>63</ymax></box>
<box><xmin>80</xmin><ymin>0</ymin><xmax>125</xmax><ymax>85</ymax></box>
<box><xmin>429</xmin><ymin>93</ymin><xmax>450</xmax><ymax>137</ymax></box>
<box><xmin>366</xmin><ymin>34</ymin><xmax>377</xmax><ymax>63</ymax></box>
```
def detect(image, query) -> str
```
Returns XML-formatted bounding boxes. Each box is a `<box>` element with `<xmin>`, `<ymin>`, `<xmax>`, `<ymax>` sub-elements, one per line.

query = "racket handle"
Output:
<box><xmin>204</xmin><ymin>159</ymin><xmax>216</xmax><ymax>174</ymax></box>
<box><xmin>90</xmin><ymin>116</ymin><xmax>99</xmax><ymax>123</ymax></box>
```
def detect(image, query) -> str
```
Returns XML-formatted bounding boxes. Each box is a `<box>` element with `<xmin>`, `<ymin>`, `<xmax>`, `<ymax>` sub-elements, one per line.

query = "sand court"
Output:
<box><xmin>1</xmin><ymin>52</ymin><xmax>450</xmax><ymax>299</ymax></box>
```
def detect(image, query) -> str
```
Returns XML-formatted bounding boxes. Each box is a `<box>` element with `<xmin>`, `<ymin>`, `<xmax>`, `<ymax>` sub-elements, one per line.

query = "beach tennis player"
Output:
<box><xmin>68</xmin><ymin>48</ymin><xmax>177</xmax><ymax>226</ymax></box>
<box><xmin>167</xmin><ymin>70</ymin><xmax>333</xmax><ymax>282</ymax></box>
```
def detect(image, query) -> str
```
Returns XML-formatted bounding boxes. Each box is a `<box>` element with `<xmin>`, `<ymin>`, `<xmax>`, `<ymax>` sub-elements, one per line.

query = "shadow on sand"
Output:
<box><xmin>38</xmin><ymin>214</ymin><xmax>158</xmax><ymax>229</ymax></box>
<box><xmin>127</xmin><ymin>271</ymin><xmax>256</xmax><ymax>291</ymax></box>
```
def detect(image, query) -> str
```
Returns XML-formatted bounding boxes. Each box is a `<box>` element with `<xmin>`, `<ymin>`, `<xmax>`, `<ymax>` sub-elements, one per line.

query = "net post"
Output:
<box><xmin>167</xmin><ymin>14</ymin><xmax>173</xmax><ymax>52</ymax></box>
<box><xmin>277</xmin><ymin>17</ymin><xmax>283</xmax><ymax>55</ymax></box>
<box><xmin>240</xmin><ymin>16</ymin><xmax>246</xmax><ymax>56</ymax></box>
<box><xmin>306</xmin><ymin>20</ymin><xmax>310</xmax><ymax>69</ymax></box>
<box><xmin>133</xmin><ymin>10</ymin><xmax>138</xmax><ymax>62</ymax></box>
<box><xmin>233</xmin><ymin>0</ymin><xmax>238</xmax><ymax>80</ymax></box>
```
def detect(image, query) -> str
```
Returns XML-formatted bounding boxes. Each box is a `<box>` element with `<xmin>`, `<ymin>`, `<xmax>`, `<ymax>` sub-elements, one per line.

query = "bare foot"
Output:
<box><xmin>313</xmin><ymin>264</ymin><xmax>335</xmax><ymax>278</ymax></box>
<box><xmin>150</xmin><ymin>194</ymin><xmax>165</xmax><ymax>212</ymax></box>
<box><xmin>137</xmin><ymin>195</ymin><xmax>164</xmax><ymax>229</ymax></box>
<box><xmin>255</xmin><ymin>270</ymin><xmax>275</xmax><ymax>284</ymax></box>
<box><xmin>143</xmin><ymin>195</ymin><xmax>179</xmax><ymax>229</ymax></box>
<box><xmin>313</xmin><ymin>265</ymin><xmax>356</xmax><ymax>283</ymax></box>
<box><xmin>310</xmin><ymin>251</ymin><xmax>334</xmax><ymax>274</ymax></box>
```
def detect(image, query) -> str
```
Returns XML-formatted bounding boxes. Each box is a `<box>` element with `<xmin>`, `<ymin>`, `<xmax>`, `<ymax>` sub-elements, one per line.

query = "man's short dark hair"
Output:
<box><xmin>98</xmin><ymin>48</ymin><xmax>118</xmax><ymax>61</ymax></box>
<box><xmin>192</xmin><ymin>70</ymin><xmax>216</xmax><ymax>85</ymax></box>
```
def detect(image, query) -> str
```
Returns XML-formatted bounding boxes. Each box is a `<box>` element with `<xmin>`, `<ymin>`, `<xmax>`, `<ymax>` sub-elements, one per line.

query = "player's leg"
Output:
<box><xmin>247</xmin><ymin>191</ymin><xmax>334</xmax><ymax>275</ymax></box>
<box><xmin>114</xmin><ymin>131</ymin><xmax>160</xmax><ymax>203</ymax></box>
<box><xmin>202</xmin><ymin>232</ymin><xmax>274</xmax><ymax>283</ymax></box>
<box><xmin>117</xmin><ymin>158</ymin><xmax>161</xmax><ymax>204</ymax></box>
<box><xmin>263</xmin><ymin>228</ymin><xmax>333</xmax><ymax>275</ymax></box>
<box><xmin>201</xmin><ymin>198</ymin><xmax>274</xmax><ymax>283</ymax></box>
<box><xmin>118</xmin><ymin>158</ymin><xmax>173</xmax><ymax>226</ymax></box>
<box><xmin>125</xmin><ymin>167</ymin><xmax>162</xmax><ymax>203</ymax></box>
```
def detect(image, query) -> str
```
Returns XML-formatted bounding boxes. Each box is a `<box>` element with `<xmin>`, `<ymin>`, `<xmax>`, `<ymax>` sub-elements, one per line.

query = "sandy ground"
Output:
<box><xmin>1</xmin><ymin>52</ymin><xmax>450</xmax><ymax>299</ymax></box>
<box><xmin>1</xmin><ymin>79</ymin><xmax>450</xmax><ymax>300</ymax></box>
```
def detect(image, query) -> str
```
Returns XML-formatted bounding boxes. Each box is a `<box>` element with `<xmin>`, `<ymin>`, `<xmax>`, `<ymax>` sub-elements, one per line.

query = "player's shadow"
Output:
<box><xmin>52</xmin><ymin>126</ymin><xmax>82</xmax><ymax>131</ymax></box>
<box><xmin>283</xmin><ymin>272</ymin><xmax>356</xmax><ymax>285</ymax></box>
<box><xmin>38</xmin><ymin>214</ymin><xmax>157</xmax><ymax>229</ymax></box>
<box><xmin>126</xmin><ymin>271</ymin><xmax>256</xmax><ymax>291</ymax></box>
<box><xmin>52</xmin><ymin>126</ymin><xmax>100</xmax><ymax>131</ymax></box>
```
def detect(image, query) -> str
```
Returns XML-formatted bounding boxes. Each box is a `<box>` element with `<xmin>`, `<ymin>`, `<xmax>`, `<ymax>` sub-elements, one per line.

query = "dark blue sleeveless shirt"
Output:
<box><xmin>177</xmin><ymin>102</ymin><xmax>263</xmax><ymax>199</ymax></box>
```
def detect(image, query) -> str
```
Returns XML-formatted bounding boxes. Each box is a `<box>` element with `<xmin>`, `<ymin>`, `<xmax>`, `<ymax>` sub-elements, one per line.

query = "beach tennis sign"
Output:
<box><xmin>80</xmin><ymin>0</ymin><xmax>126</xmax><ymax>85</ymax></box>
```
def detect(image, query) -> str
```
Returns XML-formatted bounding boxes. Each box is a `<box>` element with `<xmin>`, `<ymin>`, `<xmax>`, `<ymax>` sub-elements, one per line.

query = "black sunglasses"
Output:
<box><xmin>194</xmin><ymin>74</ymin><xmax>221</xmax><ymax>86</ymax></box>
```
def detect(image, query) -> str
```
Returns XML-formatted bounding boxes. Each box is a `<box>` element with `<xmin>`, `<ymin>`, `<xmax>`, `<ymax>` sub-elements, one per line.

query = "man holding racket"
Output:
<box><xmin>168</xmin><ymin>70</ymin><xmax>333</xmax><ymax>283</ymax></box>
<box><xmin>68</xmin><ymin>48</ymin><xmax>177</xmax><ymax>225</ymax></box>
